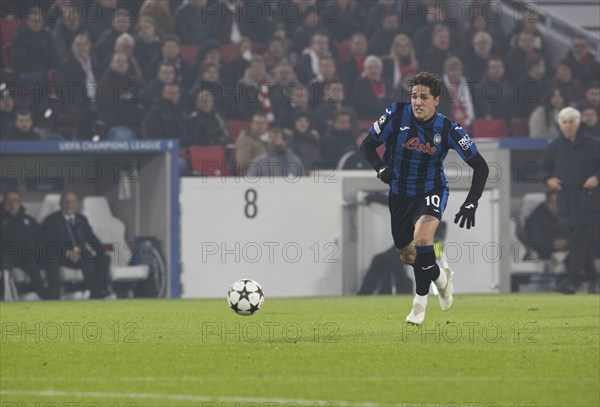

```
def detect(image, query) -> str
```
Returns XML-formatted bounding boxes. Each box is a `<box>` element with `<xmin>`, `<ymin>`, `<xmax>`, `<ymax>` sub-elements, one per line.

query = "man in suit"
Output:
<box><xmin>42</xmin><ymin>192</ymin><xmax>113</xmax><ymax>299</ymax></box>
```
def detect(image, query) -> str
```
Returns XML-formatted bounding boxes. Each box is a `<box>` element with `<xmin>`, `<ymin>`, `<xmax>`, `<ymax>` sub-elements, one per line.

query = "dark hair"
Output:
<box><xmin>408</xmin><ymin>71</ymin><xmax>443</xmax><ymax>98</ymax></box>
<box><xmin>15</xmin><ymin>108</ymin><xmax>32</xmax><ymax>118</ymax></box>
<box><xmin>162</xmin><ymin>34</ymin><xmax>181</xmax><ymax>45</ymax></box>
<box><xmin>541</xmin><ymin>85</ymin><xmax>566</xmax><ymax>126</ymax></box>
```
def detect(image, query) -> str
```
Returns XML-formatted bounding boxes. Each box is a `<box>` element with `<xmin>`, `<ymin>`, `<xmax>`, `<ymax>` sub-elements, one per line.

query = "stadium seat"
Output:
<box><xmin>471</xmin><ymin>119</ymin><xmax>507</xmax><ymax>138</ymax></box>
<box><xmin>220</xmin><ymin>43</ymin><xmax>236</xmax><ymax>62</ymax></box>
<box><xmin>189</xmin><ymin>146</ymin><xmax>227</xmax><ymax>176</ymax></box>
<box><xmin>511</xmin><ymin>119</ymin><xmax>530</xmax><ymax>137</ymax></box>
<box><xmin>180</xmin><ymin>45</ymin><xmax>199</xmax><ymax>67</ymax></box>
<box><xmin>226</xmin><ymin>120</ymin><xmax>250</xmax><ymax>139</ymax></box>
<box><xmin>37</xmin><ymin>193</ymin><xmax>61</xmax><ymax>223</ymax></box>
<box><xmin>80</xmin><ymin>196</ymin><xmax>149</xmax><ymax>281</ymax></box>
<box><xmin>337</xmin><ymin>41</ymin><xmax>351</xmax><ymax>62</ymax></box>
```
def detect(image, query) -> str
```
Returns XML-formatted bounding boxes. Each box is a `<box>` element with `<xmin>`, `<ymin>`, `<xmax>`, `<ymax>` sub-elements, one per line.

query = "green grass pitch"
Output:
<box><xmin>1</xmin><ymin>294</ymin><xmax>599</xmax><ymax>407</ymax></box>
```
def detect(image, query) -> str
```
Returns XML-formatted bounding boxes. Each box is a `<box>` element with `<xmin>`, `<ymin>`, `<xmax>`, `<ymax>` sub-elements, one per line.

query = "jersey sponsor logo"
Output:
<box><xmin>458</xmin><ymin>134</ymin><xmax>473</xmax><ymax>150</ymax></box>
<box><xmin>402</xmin><ymin>137</ymin><xmax>437</xmax><ymax>154</ymax></box>
<box><xmin>434</xmin><ymin>134</ymin><xmax>441</xmax><ymax>145</ymax></box>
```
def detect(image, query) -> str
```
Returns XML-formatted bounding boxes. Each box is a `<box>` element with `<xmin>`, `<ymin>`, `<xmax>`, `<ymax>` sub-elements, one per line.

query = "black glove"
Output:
<box><xmin>454</xmin><ymin>200</ymin><xmax>477</xmax><ymax>229</ymax></box>
<box><xmin>377</xmin><ymin>166</ymin><xmax>394</xmax><ymax>184</ymax></box>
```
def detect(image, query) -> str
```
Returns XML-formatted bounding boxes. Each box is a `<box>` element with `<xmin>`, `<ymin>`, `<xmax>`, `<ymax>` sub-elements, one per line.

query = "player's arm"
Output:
<box><xmin>448</xmin><ymin>126</ymin><xmax>489</xmax><ymax>229</ymax></box>
<box><xmin>360</xmin><ymin>103</ymin><xmax>401</xmax><ymax>184</ymax></box>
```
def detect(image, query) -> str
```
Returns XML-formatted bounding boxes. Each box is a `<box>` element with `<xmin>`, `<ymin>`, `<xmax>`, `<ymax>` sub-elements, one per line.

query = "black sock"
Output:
<box><xmin>413</xmin><ymin>245</ymin><xmax>440</xmax><ymax>295</ymax></box>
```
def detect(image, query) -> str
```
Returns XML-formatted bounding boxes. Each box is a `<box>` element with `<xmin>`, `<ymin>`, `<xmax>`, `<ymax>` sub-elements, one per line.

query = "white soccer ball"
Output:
<box><xmin>227</xmin><ymin>279</ymin><xmax>265</xmax><ymax>316</ymax></box>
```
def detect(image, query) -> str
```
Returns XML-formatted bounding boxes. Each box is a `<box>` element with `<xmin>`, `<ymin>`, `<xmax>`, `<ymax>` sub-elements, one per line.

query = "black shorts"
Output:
<box><xmin>388</xmin><ymin>187</ymin><xmax>449</xmax><ymax>249</ymax></box>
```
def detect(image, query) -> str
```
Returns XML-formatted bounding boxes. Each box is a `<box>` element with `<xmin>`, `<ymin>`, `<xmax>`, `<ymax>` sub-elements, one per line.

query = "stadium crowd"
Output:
<box><xmin>0</xmin><ymin>0</ymin><xmax>599</xmax><ymax>173</ymax></box>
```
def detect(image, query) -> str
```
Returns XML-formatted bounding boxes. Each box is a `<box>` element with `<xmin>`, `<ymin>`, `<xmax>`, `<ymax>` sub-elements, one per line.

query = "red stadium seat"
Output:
<box><xmin>511</xmin><ymin>119</ymin><xmax>530</xmax><ymax>137</ymax></box>
<box><xmin>358</xmin><ymin>120</ymin><xmax>373</xmax><ymax>129</ymax></box>
<box><xmin>337</xmin><ymin>41</ymin><xmax>351</xmax><ymax>62</ymax></box>
<box><xmin>226</xmin><ymin>120</ymin><xmax>250</xmax><ymax>140</ymax></box>
<box><xmin>471</xmin><ymin>119</ymin><xmax>507</xmax><ymax>138</ymax></box>
<box><xmin>180</xmin><ymin>45</ymin><xmax>199</xmax><ymax>67</ymax></box>
<box><xmin>220</xmin><ymin>43</ymin><xmax>236</xmax><ymax>62</ymax></box>
<box><xmin>0</xmin><ymin>19</ymin><xmax>22</xmax><ymax>46</ymax></box>
<box><xmin>189</xmin><ymin>146</ymin><xmax>227</xmax><ymax>176</ymax></box>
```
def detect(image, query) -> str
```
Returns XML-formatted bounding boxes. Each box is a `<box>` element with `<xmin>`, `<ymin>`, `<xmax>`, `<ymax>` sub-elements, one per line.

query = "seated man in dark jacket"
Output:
<box><xmin>42</xmin><ymin>192</ymin><xmax>113</xmax><ymax>299</ymax></box>
<box><xmin>1</xmin><ymin>190</ymin><xmax>47</xmax><ymax>299</ymax></box>
<box><xmin>524</xmin><ymin>190</ymin><xmax>570</xmax><ymax>260</ymax></box>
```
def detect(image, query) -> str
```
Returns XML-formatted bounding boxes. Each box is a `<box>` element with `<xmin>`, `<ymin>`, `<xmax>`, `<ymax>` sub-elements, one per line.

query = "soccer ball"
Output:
<box><xmin>227</xmin><ymin>279</ymin><xmax>265</xmax><ymax>316</ymax></box>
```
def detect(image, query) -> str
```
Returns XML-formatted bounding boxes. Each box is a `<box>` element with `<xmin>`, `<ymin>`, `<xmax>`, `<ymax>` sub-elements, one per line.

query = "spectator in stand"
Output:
<box><xmin>321</xmin><ymin>108</ymin><xmax>355</xmax><ymax>168</ymax></box>
<box><xmin>0</xmin><ymin>89</ymin><xmax>16</xmax><ymax>139</ymax></box>
<box><xmin>462</xmin><ymin>31</ymin><xmax>493</xmax><ymax>83</ymax></box>
<box><xmin>550</xmin><ymin>60</ymin><xmax>583</xmax><ymax>104</ymax></box>
<box><xmin>140</xmin><ymin>0</ymin><xmax>174</xmax><ymax>36</ymax></box>
<box><xmin>368</xmin><ymin>14</ymin><xmax>400</xmax><ymax>57</ymax></box>
<box><xmin>189</xmin><ymin>63</ymin><xmax>228</xmax><ymax>117</ymax></box>
<box><xmin>504</xmin><ymin>30</ymin><xmax>538</xmax><ymax>82</ymax></box>
<box><xmin>296</xmin><ymin>31</ymin><xmax>332</xmax><ymax>85</ymax></box>
<box><xmin>366</xmin><ymin>0</ymin><xmax>396</xmax><ymax>37</ymax></box>
<box><xmin>290</xmin><ymin>112</ymin><xmax>322</xmax><ymax>171</ymax></box>
<box><xmin>150</xmin><ymin>35</ymin><xmax>193</xmax><ymax>88</ymax></box>
<box><xmin>524</xmin><ymin>190</ymin><xmax>570</xmax><ymax>261</ymax></box>
<box><xmin>246</xmin><ymin>128</ymin><xmax>305</xmax><ymax>178</ymax></box>
<box><xmin>224</xmin><ymin>37</ymin><xmax>253</xmax><ymax>88</ymax></box>
<box><xmin>509</xmin><ymin>11</ymin><xmax>551</xmax><ymax>68</ymax></box>
<box><xmin>540</xmin><ymin>107</ymin><xmax>600</xmax><ymax>294</ymax></box>
<box><xmin>236</xmin><ymin>0</ymin><xmax>274</xmax><ymax>44</ymax></box>
<box><xmin>143</xmin><ymin>83</ymin><xmax>187</xmax><ymax>139</ymax></box>
<box><xmin>292</xmin><ymin>7</ymin><xmax>323</xmax><ymax>56</ymax></box>
<box><xmin>135</xmin><ymin>16</ymin><xmax>162</xmax><ymax>81</ymax></box>
<box><xmin>237</xmin><ymin>56</ymin><xmax>276</xmax><ymax>122</ymax></box>
<box><xmin>88</xmin><ymin>0</ymin><xmax>119</xmax><ymax>41</ymax></box>
<box><xmin>512</xmin><ymin>56</ymin><xmax>546</xmax><ymax>120</ymax></box>
<box><xmin>308</xmin><ymin>56</ymin><xmax>339</xmax><ymax>107</ymax></box>
<box><xmin>214</xmin><ymin>0</ymin><xmax>244</xmax><ymax>45</ymax></box>
<box><xmin>6</xmin><ymin>109</ymin><xmax>42</xmax><ymax>141</ymax></box>
<box><xmin>341</xmin><ymin>33</ymin><xmax>369</xmax><ymax>97</ymax></box>
<box><xmin>463</xmin><ymin>11</ymin><xmax>507</xmax><ymax>57</ymax></box>
<box><xmin>186</xmin><ymin>90</ymin><xmax>230</xmax><ymax>147</ymax></box>
<box><xmin>331</xmin><ymin>0</ymin><xmax>367</xmax><ymax>43</ymax></box>
<box><xmin>563</xmin><ymin>36</ymin><xmax>600</xmax><ymax>86</ymax></box>
<box><xmin>580</xmin><ymin>104</ymin><xmax>599</xmax><ymax>138</ymax></box>
<box><xmin>235</xmin><ymin>113</ymin><xmax>270</xmax><ymax>174</ymax></box>
<box><xmin>412</xmin><ymin>5</ymin><xmax>447</xmax><ymax>61</ymax></box>
<box><xmin>95</xmin><ymin>8</ymin><xmax>132</xmax><ymax>67</ymax></box>
<box><xmin>351</xmin><ymin>55</ymin><xmax>391</xmax><ymax>120</ymax></box>
<box><xmin>579</xmin><ymin>82</ymin><xmax>600</xmax><ymax>118</ymax></box>
<box><xmin>0</xmin><ymin>190</ymin><xmax>48</xmax><ymax>299</ymax></box>
<box><xmin>275</xmin><ymin>84</ymin><xmax>314</xmax><ymax>131</ymax></box>
<box><xmin>313</xmin><ymin>80</ymin><xmax>350</xmax><ymax>135</ymax></box>
<box><xmin>11</xmin><ymin>7</ymin><xmax>58</xmax><ymax>93</ymax></box>
<box><xmin>440</xmin><ymin>56</ymin><xmax>474</xmax><ymax>130</ymax></box>
<box><xmin>421</xmin><ymin>24</ymin><xmax>453</xmax><ymax>77</ymax></box>
<box><xmin>114</xmin><ymin>33</ymin><xmax>144</xmax><ymax>82</ymax></box>
<box><xmin>529</xmin><ymin>86</ymin><xmax>567</xmax><ymax>139</ymax></box>
<box><xmin>272</xmin><ymin>62</ymin><xmax>298</xmax><ymax>89</ymax></box>
<box><xmin>263</xmin><ymin>37</ymin><xmax>290</xmax><ymax>76</ymax></box>
<box><xmin>383</xmin><ymin>34</ymin><xmax>418</xmax><ymax>102</ymax></box>
<box><xmin>59</xmin><ymin>33</ymin><xmax>100</xmax><ymax>139</ymax></box>
<box><xmin>473</xmin><ymin>57</ymin><xmax>513</xmax><ymax>125</ymax></box>
<box><xmin>338</xmin><ymin>128</ymin><xmax>371</xmax><ymax>170</ymax></box>
<box><xmin>174</xmin><ymin>0</ymin><xmax>215</xmax><ymax>45</ymax></box>
<box><xmin>147</xmin><ymin>62</ymin><xmax>177</xmax><ymax>103</ymax></box>
<box><xmin>97</xmin><ymin>52</ymin><xmax>146</xmax><ymax>140</ymax></box>
<box><xmin>42</xmin><ymin>191</ymin><xmax>114</xmax><ymax>300</ymax></box>
<box><xmin>52</xmin><ymin>4</ymin><xmax>85</xmax><ymax>65</ymax></box>
<box><xmin>193</xmin><ymin>39</ymin><xmax>223</xmax><ymax>78</ymax></box>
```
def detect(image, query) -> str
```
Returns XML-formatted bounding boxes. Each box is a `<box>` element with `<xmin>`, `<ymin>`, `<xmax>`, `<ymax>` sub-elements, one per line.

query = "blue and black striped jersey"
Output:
<box><xmin>368</xmin><ymin>102</ymin><xmax>479</xmax><ymax>197</ymax></box>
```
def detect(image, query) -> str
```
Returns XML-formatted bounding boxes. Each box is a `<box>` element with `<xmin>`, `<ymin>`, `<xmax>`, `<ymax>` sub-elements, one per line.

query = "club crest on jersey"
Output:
<box><xmin>434</xmin><ymin>134</ymin><xmax>441</xmax><ymax>145</ymax></box>
<box><xmin>402</xmin><ymin>137</ymin><xmax>437</xmax><ymax>154</ymax></box>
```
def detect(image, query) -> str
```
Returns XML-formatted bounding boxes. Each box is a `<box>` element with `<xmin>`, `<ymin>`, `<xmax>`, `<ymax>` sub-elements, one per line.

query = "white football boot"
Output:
<box><xmin>405</xmin><ymin>303</ymin><xmax>426</xmax><ymax>325</ymax></box>
<box><xmin>435</xmin><ymin>267</ymin><xmax>454</xmax><ymax>311</ymax></box>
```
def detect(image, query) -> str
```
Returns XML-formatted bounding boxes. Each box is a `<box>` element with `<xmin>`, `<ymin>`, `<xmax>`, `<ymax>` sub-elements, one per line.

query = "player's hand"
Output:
<box><xmin>454</xmin><ymin>201</ymin><xmax>477</xmax><ymax>229</ymax></box>
<box><xmin>377</xmin><ymin>166</ymin><xmax>394</xmax><ymax>184</ymax></box>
